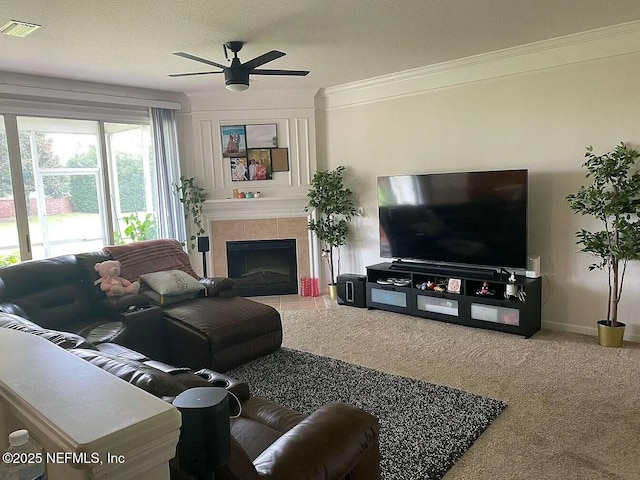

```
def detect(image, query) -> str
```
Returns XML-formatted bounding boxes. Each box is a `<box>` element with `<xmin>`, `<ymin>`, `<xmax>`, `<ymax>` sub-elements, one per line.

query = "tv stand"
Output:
<box><xmin>367</xmin><ymin>262</ymin><xmax>541</xmax><ymax>338</ymax></box>
<box><xmin>389</xmin><ymin>260</ymin><xmax>497</xmax><ymax>280</ymax></box>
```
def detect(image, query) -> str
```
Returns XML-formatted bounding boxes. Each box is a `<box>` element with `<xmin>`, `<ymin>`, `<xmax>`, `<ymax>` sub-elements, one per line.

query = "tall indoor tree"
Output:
<box><xmin>305</xmin><ymin>166</ymin><xmax>357</xmax><ymax>294</ymax></box>
<box><xmin>566</xmin><ymin>142</ymin><xmax>640</xmax><ymax>346</ymax></box>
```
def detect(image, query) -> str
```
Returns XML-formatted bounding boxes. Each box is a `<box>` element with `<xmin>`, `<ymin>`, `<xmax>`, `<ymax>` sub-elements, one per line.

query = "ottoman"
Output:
<box><xmin>162</xmin><ymin>295</ymin><xmax>282</xmax><ymax>372</ymax></box>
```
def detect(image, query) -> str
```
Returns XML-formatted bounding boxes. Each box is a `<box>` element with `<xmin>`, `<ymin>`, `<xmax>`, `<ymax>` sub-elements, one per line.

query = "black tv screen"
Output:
<box><xmin>378</xmin><ymin>169</ymin><xmax>528</xmax><ymax>270</ymax></box>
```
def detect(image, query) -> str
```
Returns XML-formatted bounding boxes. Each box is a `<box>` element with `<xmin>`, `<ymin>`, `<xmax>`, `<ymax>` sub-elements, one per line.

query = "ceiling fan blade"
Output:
<box><xmin>241</xmin><ymin>50</ymin><xmax>285</xmax><ymax>70</ymax></box>
<box><xmin>249</xmin><ymin>69</ymin><xmax>310</xmax><ymax>76</ymax></box>
<box><xmin>168</xmin><ymin>71</ymin><xmax>224</xmax><ymax>77</ymax></box>
<box><xmin>173</xmin><ymin>52</ymin><xmax>228</xmax><ymax>70</ymax></box>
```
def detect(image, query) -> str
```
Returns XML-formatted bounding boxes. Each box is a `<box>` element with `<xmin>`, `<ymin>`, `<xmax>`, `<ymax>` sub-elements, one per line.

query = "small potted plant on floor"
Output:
<box><xmin>305</xmin><ymin>166</ymin><xmax>357</xmax><ymax>299</ymax></box>
<box><xmin>566</xmin><ymin>142</ymin><xmax>640</xmax><ymax>347</ymax></box>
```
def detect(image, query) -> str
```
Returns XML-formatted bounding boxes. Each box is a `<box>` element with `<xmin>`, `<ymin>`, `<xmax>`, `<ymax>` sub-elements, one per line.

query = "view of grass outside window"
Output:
<box><xmin>0</xmin><ymin>116</ymin><xmax>159</xmax><ymax>261</ymax></box>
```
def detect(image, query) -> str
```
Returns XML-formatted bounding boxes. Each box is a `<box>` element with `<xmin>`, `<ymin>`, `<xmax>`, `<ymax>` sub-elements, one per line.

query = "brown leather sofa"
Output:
<box><xmin>0</xmin><ymin>313</ymin><xmax>381</xmax><ymax>480</ymax></box>
<box><xmin>0</xmin><ymin>239</ymin><xmax>282</xmax><ymax>372</ymax></box>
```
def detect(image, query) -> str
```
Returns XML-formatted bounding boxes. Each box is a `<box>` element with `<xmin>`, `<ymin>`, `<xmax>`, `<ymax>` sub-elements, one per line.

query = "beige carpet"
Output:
<box><xmin>279</xmin><ymin>301</ymin><xmax>640</xmax><ymax>480</ymax></box>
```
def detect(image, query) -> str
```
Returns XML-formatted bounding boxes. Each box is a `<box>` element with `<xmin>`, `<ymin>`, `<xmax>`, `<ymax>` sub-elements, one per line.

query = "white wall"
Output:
<box><xmin>316</xmin><ymin>36</ymin><xmax>640</xmax><ymax>340</ymax></box>
<box><xmin>176</xmin><ymin>89</ymin><xmax>318</xmax><ymax>201</ymax></box>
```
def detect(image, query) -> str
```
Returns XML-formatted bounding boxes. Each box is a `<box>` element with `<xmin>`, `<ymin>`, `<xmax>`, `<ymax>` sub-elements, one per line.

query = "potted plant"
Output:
<box><xmin>305</xmin><ymin>166</ymin><xmax>357</xmax><ymax>299</ymax></box>
<box><xmin>566</xmin><ymin>142</ymin><xmax>640</xmax><ymax>347</ymax></box>
<box><xmin>174</xmin><ymin>175</ymin><xmax>208</xmax><ymax>252</ymax></box>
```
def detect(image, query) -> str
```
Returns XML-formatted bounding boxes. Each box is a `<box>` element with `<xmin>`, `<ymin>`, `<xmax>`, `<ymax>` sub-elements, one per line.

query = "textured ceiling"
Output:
<box><xmin>2</xmin><ymin>0</ymin><xmax>640</xmax><ymax>95</ymax></box>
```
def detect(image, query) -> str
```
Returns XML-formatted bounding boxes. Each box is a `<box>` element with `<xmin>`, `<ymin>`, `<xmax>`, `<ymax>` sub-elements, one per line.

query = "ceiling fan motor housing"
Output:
<box><xmin>224</xmin><ymin>68</ymin><xmax>249</xmax><ymax>90</ymax></box>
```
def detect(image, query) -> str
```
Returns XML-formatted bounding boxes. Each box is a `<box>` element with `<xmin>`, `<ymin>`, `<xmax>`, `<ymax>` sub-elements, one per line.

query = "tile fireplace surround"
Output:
<box><xmin>203</xmin><ymin>196</ymin><xmax>318</xmax><ymax>288</ymax></box>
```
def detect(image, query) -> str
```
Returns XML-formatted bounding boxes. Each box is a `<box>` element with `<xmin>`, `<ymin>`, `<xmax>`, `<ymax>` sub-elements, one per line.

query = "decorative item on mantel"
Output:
<box><xmin>566</xmin><ymin>142</ymin><xmax>640</xmax><ymax>347</ymax></box>
<box><xmin>233</xmin><ymin>189</ymin><xmax>263</xmax><ymax>199</ymax></box>
<box><xmin>305</xmin><ymin>166</ymin><xmax>357</xmax><ymax>300</ymax></box>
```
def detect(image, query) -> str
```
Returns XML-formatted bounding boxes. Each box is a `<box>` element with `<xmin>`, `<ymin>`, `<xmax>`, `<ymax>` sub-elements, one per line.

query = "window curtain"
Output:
<box><xmin>150</xmin><ymin>107</ymin><xmax>186</xmax><ymax>242</ymax></box>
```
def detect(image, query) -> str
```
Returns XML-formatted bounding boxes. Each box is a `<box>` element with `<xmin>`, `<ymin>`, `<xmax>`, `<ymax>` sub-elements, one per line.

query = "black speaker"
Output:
<box><xmin>173</xmin><ymin>387</ymin><xmax>230</xmax><ymax>479</ymax></box>
<box><xmin>337</xmin><ymin>274</ymin><xmax>367</xmax><ymax>308</ymax></box>
<box><xmin>197</xmin><ymin>236</ymin><xmax>210</xmax><ymax>253</ymax></box>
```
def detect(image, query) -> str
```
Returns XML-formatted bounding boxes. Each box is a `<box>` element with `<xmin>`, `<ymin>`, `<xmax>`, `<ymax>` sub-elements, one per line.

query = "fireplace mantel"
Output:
<box><xmin>203</xmin><ymin>195</ymin><xmax>311</xmax><ymax>221</ymax></box>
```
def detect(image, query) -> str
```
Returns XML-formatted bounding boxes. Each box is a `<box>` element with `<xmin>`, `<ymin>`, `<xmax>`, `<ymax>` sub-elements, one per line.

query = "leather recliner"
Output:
<box><xmin>0</xmin><ymin>241</ymin><xmax>283</xmax><ymax>372</ymax></box>
<box><xmin>0</xmin><ymin>252</ymin><xmax>170</xmax><ymax>361</ymax></box>
<box><xmin>0</xmin><ymin>313</ymin><xmax>381</xmax><ymax>480</ymax></box>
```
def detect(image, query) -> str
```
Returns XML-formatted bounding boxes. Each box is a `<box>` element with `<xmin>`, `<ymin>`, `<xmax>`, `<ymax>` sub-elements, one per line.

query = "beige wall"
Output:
<box><xmin>316</xmin><ymin>51</ymin><xmax>640</xmax><ymax>340</ymax></box>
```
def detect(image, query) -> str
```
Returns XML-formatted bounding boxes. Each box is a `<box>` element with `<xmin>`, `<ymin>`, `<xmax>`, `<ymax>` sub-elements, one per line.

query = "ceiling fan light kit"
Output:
<box><xmin>226</xmin><ymin>83</ymin><xmax>249</xmax><ymax>92</ymax></box>
<box><xmin>224</xmin><ymin>68</ymin><xmax>250</xmax><ymax>91</ymax></box>
<box><xmin>170</xmin><ymin>41</ymin><xmax>309</xmax><ymax>92</ymax></box>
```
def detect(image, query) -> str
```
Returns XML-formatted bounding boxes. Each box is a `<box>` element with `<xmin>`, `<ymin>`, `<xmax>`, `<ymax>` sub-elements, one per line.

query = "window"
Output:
<box><xmin>2</xmin><ymin>115</ymin><xmax>160</xmax><ymax>260</ymax></box>
<box><xmin>105</xmin><ymin>122</ymin><xmax>158</xmax><ymax>244</ymax></box>
<box><xmin>0</xmin><ymin>115</ymin><xmax>21</xmax><ymax>265</ymax></box>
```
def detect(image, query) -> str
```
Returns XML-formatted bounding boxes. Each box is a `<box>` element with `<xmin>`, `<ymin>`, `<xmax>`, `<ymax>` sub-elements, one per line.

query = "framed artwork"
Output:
<box><xmin>447</xmin><ymin>278</ymin><xmax>462</xmax><ymax>294</ymax></box>
<box><xmin>221</xmin><ymin>125</ymin><xmax>247</xmax><ymax>158</ymax></box>
<box><xmin>271</xmin><ymin>148</ymin><xmax>289</xmax><ymax>172</ymax></box>
<box><xmin>230</xmin><ymin>157</ymin><xmax>248</xmax><ymax>181</ymax></box>
<box><xmin>246</xmin><ymin>124</ymin><xmax>278</xmax><ymax>148</ymax></box>
<box><xmin>247</xmin><ymin>149</ymin><xmax>272</xmax><ymax>180</ymax></box>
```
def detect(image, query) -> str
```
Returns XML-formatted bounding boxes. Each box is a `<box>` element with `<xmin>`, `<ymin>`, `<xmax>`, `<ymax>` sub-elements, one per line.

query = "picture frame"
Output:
<box><xmin>246</xmin><ymin>124</ymin><xmax>278</xmax><ymax>148</ymax></box>
<box><xmin>221</xmin><ymin>125</ymin><xmax>247</xmax><ymax>158</ymax></box>
<box><xmin>271</xmin><ymin>148</ymin><xmax>289</xmax><ymax>172</ymax></box>
<box><xmin>247</xmin><ymin>149</ymin><xmax>273</xmax><ymax>180</ymax></box>
<box><xmin>447</xmin><ymin>278</ymin><xmax>462</xmax><ymax>294</ymax></box>
<box><xmin>230</xmin><ymin>157</ymin><xmax>249</xmax><ymax>182</ymax></box>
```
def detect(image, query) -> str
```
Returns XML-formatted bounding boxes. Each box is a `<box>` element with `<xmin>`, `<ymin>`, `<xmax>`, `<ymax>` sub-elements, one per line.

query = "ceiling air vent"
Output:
<box><xmin>0</xmin><ymin>20</ymin><xmax>41</xmax><ymax>37</ymax></box>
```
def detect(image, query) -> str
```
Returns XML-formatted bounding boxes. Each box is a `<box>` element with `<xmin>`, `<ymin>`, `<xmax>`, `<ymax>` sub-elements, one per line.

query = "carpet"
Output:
<box><xmin>226</xmin><ymin>347</ymin><xmax>507</xmax><ymax>480</ymax></box>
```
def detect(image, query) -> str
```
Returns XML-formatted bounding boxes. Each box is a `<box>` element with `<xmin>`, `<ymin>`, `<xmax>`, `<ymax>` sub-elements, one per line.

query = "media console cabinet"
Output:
<box><xmin>366</xmin><ymin>262</ymin><xmax>541</xmax><ymax>338</ymax></box>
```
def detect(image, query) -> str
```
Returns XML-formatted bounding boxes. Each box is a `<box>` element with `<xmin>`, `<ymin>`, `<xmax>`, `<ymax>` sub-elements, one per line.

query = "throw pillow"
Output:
<box><xmin>140</xmin><ymin>270</ymin><xmax>205</xmax><ymax>305</ymax></box>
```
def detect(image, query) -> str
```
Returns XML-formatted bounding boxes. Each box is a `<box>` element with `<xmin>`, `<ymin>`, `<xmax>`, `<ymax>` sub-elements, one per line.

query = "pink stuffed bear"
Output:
<box><xmin>94</xmin><ymin>260</ymin><xmax>140</xmax><ymax>297</ymax></box>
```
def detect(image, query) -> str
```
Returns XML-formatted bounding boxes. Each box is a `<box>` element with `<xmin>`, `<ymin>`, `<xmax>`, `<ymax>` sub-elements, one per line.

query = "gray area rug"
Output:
<box><xmin>226</xmin><ymin>347</ymin><xmax>507</xmax><ymax>480</ymax></box>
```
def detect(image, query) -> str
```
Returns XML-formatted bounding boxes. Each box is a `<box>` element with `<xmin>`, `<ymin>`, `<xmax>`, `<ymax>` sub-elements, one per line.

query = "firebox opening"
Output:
<box><xmin>226</xmin><ymin>239</ymin><xmax>298</xmax><ymax>296</ymax></box>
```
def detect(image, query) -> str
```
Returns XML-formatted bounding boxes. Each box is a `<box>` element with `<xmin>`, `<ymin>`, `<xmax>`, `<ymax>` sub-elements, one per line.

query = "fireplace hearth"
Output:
<box><xmin>227</xmin><ymin>239</ymin><xmax>298</xmax><ymax>296</ymax></box>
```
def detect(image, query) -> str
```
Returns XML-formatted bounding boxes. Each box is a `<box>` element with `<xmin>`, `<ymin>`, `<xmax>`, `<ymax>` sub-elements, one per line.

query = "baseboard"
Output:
<box><xmin>542</xmin><ymin>320</ymin><xmax>640</xmax><ymax>343</ymax></box>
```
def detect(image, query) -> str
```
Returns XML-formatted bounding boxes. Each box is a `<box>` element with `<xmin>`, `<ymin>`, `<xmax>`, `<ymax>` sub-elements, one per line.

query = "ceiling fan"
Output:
<box><xmin>168</xmin><ymin>41</ymin><xmax>310</xmax><ymax>91</ymax></box>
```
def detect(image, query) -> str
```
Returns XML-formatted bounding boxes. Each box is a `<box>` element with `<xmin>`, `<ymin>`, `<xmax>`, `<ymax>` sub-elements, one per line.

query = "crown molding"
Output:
<box><xmin>315</xmin><ymin>20</ymin><xmax>640</xmax><ymax>110</ymax></box>
<box><xmin>0</xmin><ymin>71</ymin><xmax>186</xmax><ymax>110</ymax></box>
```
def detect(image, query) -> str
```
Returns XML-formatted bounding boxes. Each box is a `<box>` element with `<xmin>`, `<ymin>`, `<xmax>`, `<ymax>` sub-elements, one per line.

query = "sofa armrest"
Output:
<box><xmin>193</xmin><ymin>369</ymin><xmax>251</xmax><ymax>403</ymax></box>
<box><xmin>97</xmin><ymin>293</ymin><xmax>150</xmax><ymax>313</ymax></box>
<box><xmin>200</xmin><ymin>277</ymin><xmax>236</xmax><ymax>297</ymax></box>
<box><xmin>240</xmin><ymin>397</ymin><xmax>307</xmax><ymax>434</ymax></box>
<box><xmin>0</xmin><ymin>302</ymin><xmax>29</xmax><ymax>319</ymax></box>
<box><xmin>253</xmin><ymin>403</ymin><xmax>380</xmax><ymax>480</ymax></box>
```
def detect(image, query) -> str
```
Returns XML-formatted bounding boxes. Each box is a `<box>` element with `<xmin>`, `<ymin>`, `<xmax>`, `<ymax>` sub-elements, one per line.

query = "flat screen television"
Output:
<box><xmin>378</xmin><ymin>169</ymin><xmax>528</xmax><ymax>270</ymax></box>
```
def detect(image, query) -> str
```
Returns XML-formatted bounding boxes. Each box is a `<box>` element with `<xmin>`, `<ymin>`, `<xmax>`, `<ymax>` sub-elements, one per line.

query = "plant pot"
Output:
<box><xmin>328</xmin><ymin>284</ymin><xmax>338</xmax><ymax>300</ymax></box>
<box><xmin>597</xmin><ymin>320</ymin><xmax>626</xmax><ymax>348</ymax></box>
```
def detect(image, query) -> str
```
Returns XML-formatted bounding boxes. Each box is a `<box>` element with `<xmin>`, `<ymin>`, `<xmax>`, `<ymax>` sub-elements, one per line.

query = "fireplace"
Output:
<box><xmin>226</xmin><ymin>239</ymin><xmax>298</xmax><ymax>296</ymax></box>
<box><xmin>205</xmin><ymin>196</ymin><xmax>319</xmax><ymax>295</ymax></box>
